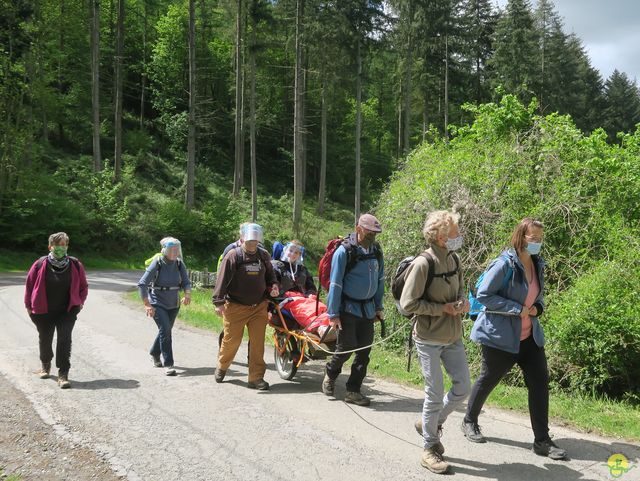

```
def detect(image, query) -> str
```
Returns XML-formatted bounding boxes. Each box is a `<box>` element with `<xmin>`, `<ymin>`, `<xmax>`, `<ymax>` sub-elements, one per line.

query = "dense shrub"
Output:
<box><xmin>545</xmin><ymin>250</ymin><xmax>640</xmax><ymax>402</ymax></box>
<box><xmin>374</xmin><ymin>94</ymin><xmax>640</xmax><ymax>401</ymax></box>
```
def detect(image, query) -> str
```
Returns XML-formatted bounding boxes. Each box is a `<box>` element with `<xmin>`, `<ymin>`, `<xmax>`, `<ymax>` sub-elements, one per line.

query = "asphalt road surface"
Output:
<box><xmin>0</xmin><ymin>270</ymin><xmax>638</xmax><ymax>481</ymax></box>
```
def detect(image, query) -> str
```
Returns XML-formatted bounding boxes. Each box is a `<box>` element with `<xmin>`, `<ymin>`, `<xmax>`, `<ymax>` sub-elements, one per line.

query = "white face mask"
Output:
<box><xmin>445</xmin><ymin>235</ymin><xmax>463</xmax><ymax>251</ymax></box>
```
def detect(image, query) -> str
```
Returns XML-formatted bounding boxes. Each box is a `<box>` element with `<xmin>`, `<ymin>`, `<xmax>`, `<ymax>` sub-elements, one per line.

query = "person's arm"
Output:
<box><xmin>212</xmin><ymin>251</ymin><xmax>235</xmax><ymax>306</ymax></box>
<box><xmin>137</xmin><ymin>259</ymin><xmax>159</xmax><ymax>317</ymax></box>
<box><xmin>263</xmin><ymin>253</ymin><xmax>279</xmax><ymax>297</ymax></box>
<box><xmin>77</xmin><ymin>260</ymin><xmax>89</xmax><ymax>306</ymax></box>
<box><xmin>24</xmin><ymin>259</ymin><xmax>40</xmax><ymax>313</ymax></box>
<box><xmin>374</xmin><ymin>252</ymin><xmax>384</xmax><ymax>313</ymax></box>
<box><xmin>179</xmin><ymin>260</ymin><xmax>192</xmax><ymax>305</ymax></box>
<box><xmin>326</xmin><ymin>247</ymin><xmax>347</xmax><ymax>319</ymax></box>
<box><xmin>476</xmin><ymin>259</ymin><xmax>523</xmax><ymax>315</ymax></box>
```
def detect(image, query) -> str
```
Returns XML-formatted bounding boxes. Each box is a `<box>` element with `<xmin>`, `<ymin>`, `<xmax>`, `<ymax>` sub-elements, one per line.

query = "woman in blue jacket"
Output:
<box><xmin>138</xmin><ymin>237</ymin><xmax>192</xmax><ymax>376</ymax></box>
<box><xmin>462</xmin><ymin>218</ymin><xmax>567</xmax><ymax>460</ymax></box>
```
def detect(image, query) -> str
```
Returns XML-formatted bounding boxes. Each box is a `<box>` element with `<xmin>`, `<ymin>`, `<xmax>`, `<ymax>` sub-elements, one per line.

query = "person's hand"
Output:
<box><xmin>456</xmin><ymin>299</ymin><xmax>470</xmax><ymax>314</ymax></box>
<box><xmin>215</xmin><ymin>305</ymin><xmax>225</xmax><ymax>317</ymax></box>
<box><xmin>443</xmin><ymin>302</ymin><xmax>459</xmax><ymax>315</ymax></box>
<box><xmin>145</xmin><ymin>305</ymin><xmax>155</xmax><ymax>318</ymax></box>
<box><xmin>269</xmin><ymin>284</ymin><xmax>280</xmax><ymax>297</ymax></box>
<box><xmin>520</xmin><ymin>306</ymin><xmax>529</xmax><ymax>320</ymax></box>
<box><xmin>375</xmin><ymin>310</ymin><xmax>384</xmax><ymax>322</ymax></box>
<box><xmin>26</xmin><ymin>307</ymin><xmax>32</xmax><ymax>315</ymax></box>
<box><xmin>528</xmin><ymin>305</ymin><xmax>538</xmax><ymax>317</ymax></box>
<box><xmin>182</xmin><ymin>293</ymin><xmax>191</xmax><ymax>306</ymax></box>
<box><xmin>330</xmin><ymin>317</ymin><xmax>342</xmax><ymax>330</ymax></box>
<box><xmin>78</xmin><ymin>304</ymin><xmax>84</xmax><ymax>312</ymax></box>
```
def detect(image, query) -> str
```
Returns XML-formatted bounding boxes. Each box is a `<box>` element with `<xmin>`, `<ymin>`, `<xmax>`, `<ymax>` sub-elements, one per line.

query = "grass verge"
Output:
<box><xmin>138</xmin><ymin>287</ymin><xmax>640</xmax><ymax>442</ymax></box>
<box><xmin>0</xmin><ymin>466</ymin><xmax>22</xmax><ymax>481</ymax></box>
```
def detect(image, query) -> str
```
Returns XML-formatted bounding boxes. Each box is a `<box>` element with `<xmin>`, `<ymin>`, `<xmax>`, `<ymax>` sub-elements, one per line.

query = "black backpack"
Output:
<box><xmin>391</xmin><ymin>251</ymin><xmax>460</xmax><ymax>317</ymax></box>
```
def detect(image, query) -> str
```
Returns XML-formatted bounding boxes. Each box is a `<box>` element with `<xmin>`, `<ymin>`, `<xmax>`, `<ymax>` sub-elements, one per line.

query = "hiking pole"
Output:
<box><xmin>379</xmin><ymin>319</ymin><xmax>386</xmax><ymax>339</ymax></box>
<box><xmin>406</xmin><ymin>328</ymin><xmax>413</xmax><ymax>372</ymax></box>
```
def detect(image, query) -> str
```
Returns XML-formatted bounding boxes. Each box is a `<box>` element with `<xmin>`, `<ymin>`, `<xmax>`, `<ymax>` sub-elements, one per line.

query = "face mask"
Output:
<box><xmin>445</xmin><ymin>235</ymin><xmax>463</xmax><ymax>251</ymax></box>
<box><xmin>52</xmin><ymin>246</ymin><xmax>68</xmax><ymax>259</ymax></box>
<box><xmin>362</xmin><ymin>233</ymin><xmax>376</xmax><ymax>246</ymax></box>
<box><xmin>526</xmin><ymin>242</ymin><xmax>542</xmax><ymax>255</ymax></box>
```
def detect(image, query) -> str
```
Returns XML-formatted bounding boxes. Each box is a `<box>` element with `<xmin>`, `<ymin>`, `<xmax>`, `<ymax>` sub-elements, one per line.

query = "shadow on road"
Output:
<box><xmin>448</xmin><ymin>457</ymin><xmax>595</xmax><ymax>481</ymax></box>
<box><xmin>175</xmin><ymin>366</ymin><xmax>216</xmax><ymax>377</ymax></box>
<box><xmin>69</xmin><ymin>378</ymin><xmax>141</xmax><ymax>390</ymax></box>
<box><xmin>487</xmin><ymin>435</ymin><xmax>639</xmax><ymax>465</ymax></box>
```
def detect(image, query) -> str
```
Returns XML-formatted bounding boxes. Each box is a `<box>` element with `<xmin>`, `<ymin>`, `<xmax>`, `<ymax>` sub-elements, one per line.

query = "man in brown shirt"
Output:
<box><xmin>212</xmin><ymin>223</ymin><xmax>279</xmax><ymax>390</ymax></box>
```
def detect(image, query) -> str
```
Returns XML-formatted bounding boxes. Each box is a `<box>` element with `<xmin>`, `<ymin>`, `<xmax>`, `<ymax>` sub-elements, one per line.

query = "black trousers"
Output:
<box><xmin>325</xmin><ymin>311</ymin><xmax>374</xmax><ymax>393</ymax></box>
<box><xmin>464</xmin><ymin>336</ymin><xmax>550</xmax><ymax>442</ymax></box>
<box><xmin>30</xmin><ymin>308</ymin><xmax>79</xmax><ymax>375</ymax></box>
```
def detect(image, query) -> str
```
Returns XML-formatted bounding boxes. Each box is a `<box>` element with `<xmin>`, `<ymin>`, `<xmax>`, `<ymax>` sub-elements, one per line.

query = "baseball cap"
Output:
<box><xmin>357</xmin><ymin>213</ymin><xmax>382</xmax><ymax>233</ymax></box>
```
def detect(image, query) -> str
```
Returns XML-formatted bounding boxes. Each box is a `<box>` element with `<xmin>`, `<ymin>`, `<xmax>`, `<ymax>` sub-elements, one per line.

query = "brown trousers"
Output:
<box><xmin>218</xmin><ymin>300</ymin><xmax>269</xmax><ymax>382</ymax></box>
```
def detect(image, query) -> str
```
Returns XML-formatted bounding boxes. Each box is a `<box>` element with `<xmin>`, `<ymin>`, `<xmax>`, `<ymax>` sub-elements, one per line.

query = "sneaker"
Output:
<box><xmin>58</xmin><ymin>374</ymin><xmax>71</xmax><ymax>389</ymax></box>
<box><xmin>414</xmin><ymin>419</ymin><xmax>445</xmax><ymax>455</ymax></box>
<box><xmin>420</xmin><ymin>446</ymin><xmax>449</xmax><ymax>474</ymax></box>
<box><xmin>37</xmin><ymin>362</ymin><xmax>51</xmax><ymax>379</ymax></box>
<box><xmin>533</xmin><ymin>438</ymin><xmax>567</xmax><ymax>460</ymax></box>
<box><xmin>165</xmin><ymin>366</ymin><xmax>177</xmax><ymax>376</ymax></box>
<box><xmin>214</xmin><ymin>368</ymin><xmax>226</xmax><ymax>383</ymax></box>
<box><xmin>461</xmin><ymin>420</ymin><xmax>486</xmax><ymax>443</ymax></box>
<box><xmin>151</xmin><ymin>354</ymin><xmax>162</xmax><ymax>368</ymax></box>
<box><xmin>247</xmin><ymin>379</ymin><xmax>270</xmax><ymax>390</ymax></box>
<box><xmin>321</xmin><ymin>373</ymin><xmax>335</xmax><ymax>396</ymax></box>
<box><xmin>344</xmin><ymin>391</ymin><xmax>371</xmax><ymax>406</ymax></box>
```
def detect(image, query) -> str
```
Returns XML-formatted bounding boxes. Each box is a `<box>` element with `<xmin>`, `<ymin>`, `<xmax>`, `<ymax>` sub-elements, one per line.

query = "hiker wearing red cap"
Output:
<box><xmin>321</xmin><ymin>213</ymin><xmax>385</xmax><ymax>406</ymax></box>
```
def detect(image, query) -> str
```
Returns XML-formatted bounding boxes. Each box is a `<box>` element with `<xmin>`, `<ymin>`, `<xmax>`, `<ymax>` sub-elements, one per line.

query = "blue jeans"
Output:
<box><xmin>416</xmin><ymin>338</ymin><xmax>471</xmax><ymax>448</ymax></box>
<box><xmin>150</xmin><ymin>306</ymin><xmax>179</xmax><ymax>367</ymax></box>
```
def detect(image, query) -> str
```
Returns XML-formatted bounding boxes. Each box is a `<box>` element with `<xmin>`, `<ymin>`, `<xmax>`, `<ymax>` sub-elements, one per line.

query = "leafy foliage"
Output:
<box><xmin>376</xmin><ymin>93</ymin><xmax>640</xmax><ymax>401</ymax></box>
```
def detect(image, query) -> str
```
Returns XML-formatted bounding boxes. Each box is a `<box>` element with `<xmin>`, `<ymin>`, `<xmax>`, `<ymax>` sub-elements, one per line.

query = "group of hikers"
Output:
<box><xmin>24</xmin><ymin>210</ymin><xmax>567</xmax><ymax>475</ymax></box>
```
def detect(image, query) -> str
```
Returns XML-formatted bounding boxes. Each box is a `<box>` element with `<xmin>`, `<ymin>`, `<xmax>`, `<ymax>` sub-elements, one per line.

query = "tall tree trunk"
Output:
<box><xmin>443</xmin><ymin>32</ymin><xmax>449</xmax><ymax>141</ymax></box>
<box><xmin>422</xmin><ymin>91</ymin><xmax>428</xmax><ymax>142</ymax></box>
<box><xmin>317</xmin><ymin>74</ymin><xmax>327</xmax><ymax>215</ymax></box>
<box><xmin>91</xmin><ymin>0</ymin><xmax>102</xmax><ymax>172</ymax></box>
<box><xmin>140</xmin><ymin>0</ymin><xmax>146</xmax><ymax>130</ymax></box>
<box><xmin>402</xmin><ymin>0</ymin><xmax>414</xmax><ymax>155</ymax></box>
<box><xmin>292</xmin><ymin>0</ymin><xmax>305</xmax><ymax>233</ymax></box>
<box><xmin>249</xmin><ymin>2</ymin><xmax>257</xmax><ymax>221</ymax></box>
<box><xmin>186</xmin><ymin>0</ymin><xmax>196</xmax><ymax>208</ymax></box>
<box><xmin>57</xmin><ymin>0</ymin><xmax>65</xmax><ymax>142</ymax></box>
<box><xmin>301</xmin><ymin>54</ymin><xmax>307</xmax><ymax>196</ymax></box>
<box><xmin>354</xmin><ymin>39</ymin><xmax>362</xmax><ymax>223</ymax></box>
<box><xmin>232</xmin><ymin>0</ymin><xmax>244</xmax><ymax>196</ymax></box>
<box><xmin>113</xmin><ymin>0</ymin><xmax>124</xmax><ymax>181</ymax></box>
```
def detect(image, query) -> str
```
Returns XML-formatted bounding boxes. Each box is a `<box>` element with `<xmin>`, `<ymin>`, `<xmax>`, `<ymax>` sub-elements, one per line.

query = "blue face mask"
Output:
<box><xmin>526</xmin><ymin>242</ymin><xmax>542</xmax><ymax>255</ymax></box>
<box><xmin>445</xmin><ymin>235</ymin><xmax>463</xmax><ymax>251</ymax></box>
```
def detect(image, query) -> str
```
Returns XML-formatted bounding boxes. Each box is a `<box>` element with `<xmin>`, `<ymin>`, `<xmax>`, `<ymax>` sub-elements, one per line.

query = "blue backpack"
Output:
<box><xmin>468</xmin><ymin>254</ymin><xmax>512</xmax><ymax>320</ymax></box>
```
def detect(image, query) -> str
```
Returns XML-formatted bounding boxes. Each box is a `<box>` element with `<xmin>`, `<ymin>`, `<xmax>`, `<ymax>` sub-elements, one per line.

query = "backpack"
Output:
<box><xmin>391</xmin><ymin>251</ymin><xmax>460</xmax><ymax>317</ymax></box>
<box><xmin>317</xmin><ymin>234</ymin><xmax>382</xmax><ymax>292</ymax></box>
<box><xmin>468</xmin><ymin>254</ymin><xmax>512</xmax><ymax>320</ymax></box>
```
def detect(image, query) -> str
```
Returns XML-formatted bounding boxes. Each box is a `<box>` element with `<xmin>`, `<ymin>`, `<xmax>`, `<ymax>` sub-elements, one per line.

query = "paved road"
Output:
<box><xmin>0</xmin><ymin>270</ymin><xmax>638</xmax><ymax>481</ymax></box>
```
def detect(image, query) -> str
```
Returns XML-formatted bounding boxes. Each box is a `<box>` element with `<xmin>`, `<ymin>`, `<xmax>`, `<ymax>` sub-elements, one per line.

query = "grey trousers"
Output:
<box><xmin>416</xmin><ymin>338</ymin><xmax>471</xmax><ymax>448</ymax></box>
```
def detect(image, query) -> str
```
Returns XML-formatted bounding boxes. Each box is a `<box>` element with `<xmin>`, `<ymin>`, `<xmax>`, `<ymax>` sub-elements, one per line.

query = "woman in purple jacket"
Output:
<box><xmin>24</xmin><ymin>232</ymin><xmax>88</xmax><ymax>389</ymax></box>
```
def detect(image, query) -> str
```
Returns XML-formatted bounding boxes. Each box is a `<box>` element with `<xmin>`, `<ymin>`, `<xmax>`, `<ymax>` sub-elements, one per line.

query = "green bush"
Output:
<box><xmin>374</xmin><ymin>94</ymin><xmax>640</xmax><ymax>402</ymax></box>
<box><xmin>545</xmin><ymin>251</ymin><xmax>640</xmax><ymax>402</ymax></box>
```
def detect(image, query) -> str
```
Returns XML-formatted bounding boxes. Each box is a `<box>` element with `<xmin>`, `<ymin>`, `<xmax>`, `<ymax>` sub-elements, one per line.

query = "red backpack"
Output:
<box><xmin>317</xmin><ymin>235</ymin><xmax>381</xmax><ymax>292</ymax></box>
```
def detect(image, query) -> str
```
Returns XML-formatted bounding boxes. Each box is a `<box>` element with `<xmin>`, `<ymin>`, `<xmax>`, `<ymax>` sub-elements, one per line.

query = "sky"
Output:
<box><xmin>494</xmin><ymin>0</ymin><xmax>640</xmax><ymax>83</ymax></box>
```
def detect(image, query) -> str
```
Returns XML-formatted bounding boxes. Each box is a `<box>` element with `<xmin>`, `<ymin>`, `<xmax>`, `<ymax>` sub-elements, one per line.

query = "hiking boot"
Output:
<box><xmin>247</xmin><ymin>379</ymin><xmax>270</xmax><ymax>390</ymax></box>
<box><xmin>151</xmin><ymin>354</ymin><xmax>162</xmax><ymax>368</ymax></box>
<box><xmin>414</xmin><ymin>419</ymin><xmax>445</xmax><ymax>455</ymax></box>
<box><xmin>461</xmin><ymin>420</ymin><xmax>486</xmax><ymax>443</ymax></box>
<box><xmin>37</xmin><ymin>362</ymin><xmax>51</xmax><ymax>379</ymax></box>
<box><xmin>420</xmin><ymin>446</ymin><xmax>449</xmax><ymax>474</ymax></box>
<box><xmin>214</xmin><ymin>368</ymin><xmax>226</xmax><ymax>383</ymax></box>
<box><xmin>165</xmin><ymin>366</ymin><xmax>177</xmax><ymax>376</ymax></box>
<box><xmin>344</xmin><ymin>391</ymin><xmax>371</xmax><ymax>406</ymax></box>
<box><xmin>533</xmin><ymin>438</ymin><xmax>567</xmax><ymax>460</ymax></box>
<box><xmin>321</xmin><ymin>374</ymin><xmax>335</xmax><ymax>396</ymax></box>
<box><xmin>58</xmin><ymin>374</ymin><xmax>71</xmax><ymax>389</ymax></box>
